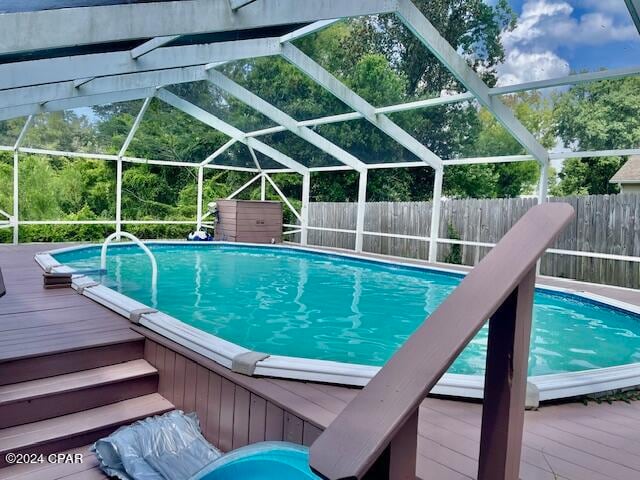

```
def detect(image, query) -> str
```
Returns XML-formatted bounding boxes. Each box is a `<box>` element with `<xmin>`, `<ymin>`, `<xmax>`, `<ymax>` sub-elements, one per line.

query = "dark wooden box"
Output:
<box><xmin>214</xmin><ymin>200</ymin><xmax>283</xmax><ymax>243</ymax></box>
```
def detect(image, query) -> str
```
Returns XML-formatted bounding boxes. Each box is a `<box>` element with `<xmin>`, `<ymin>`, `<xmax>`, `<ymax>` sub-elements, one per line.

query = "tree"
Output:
<box><xmin>319</xmin><ymin>1</ymin><xmax>516</xmax><ymax>199</ymax></box>
<box><xmin>551</xmin><ymin>157</ymin><xmax>622</xmax><ymax>196</ymax></box>
<box><xmin>553</xmin><ymin>76</ymin><xmax>640</xmax><ymax>195</ymax></box>
<box><xmin>344</xmin><ymin>0</ymin><xmax>516</xmax><ymax>95</ymax></box>
<box><xmin>445</xmin><ymin>93</ymin><xmax>555</xmax><ymax>198</ymax></box>
<box><xmin>19</xmin><ymin>111</ymin><xmax>98</xmax><ymax>152</ymax></box>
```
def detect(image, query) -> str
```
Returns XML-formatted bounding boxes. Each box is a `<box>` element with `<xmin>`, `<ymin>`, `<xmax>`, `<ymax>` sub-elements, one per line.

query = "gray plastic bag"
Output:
<box><xmin>92</xmin><ymin>410</ymin><xmax>221</xmax><ymax>480</ymax></box>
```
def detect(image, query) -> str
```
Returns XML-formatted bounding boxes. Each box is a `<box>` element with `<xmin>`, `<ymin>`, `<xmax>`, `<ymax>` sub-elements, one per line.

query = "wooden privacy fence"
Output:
<box><xmin>297</xmin><ymin>193</ymin><xmax>640</xmax><ymax>289</ymax></box>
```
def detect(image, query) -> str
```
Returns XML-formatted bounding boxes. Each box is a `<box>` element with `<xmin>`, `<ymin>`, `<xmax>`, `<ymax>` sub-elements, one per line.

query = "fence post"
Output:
<box><xmin>536</xmin><ymin>163</ymin><xmax>549</xmax><ymax>274</ymax></box>
<box><xmin>477</xmin><ymin>267</ymin><xmax>536</xmax><ymax>480</ymax></box>
<box><xmin>355</xmin><ymin>169</ymin><xmax>368</xmax><ymax>252</ymax></box>
<box><xmin>12</xmin><ymin>150</ymin><xmax>19</xmax><ymax>245</ymax></box>
<box><xmin>196</xmin><ymin>166</ymin><xmax>204</xmax><ymax>230</ymax></box>
<box><xmin>11</xmin><ymin>115</ymin><xmax>33</xmax><ymax>245</ymax></box>
<box><xmin>428</xmin><ymin>167</ymin><xmax>443</xmax><ymax>262</ymax></box>
<box><xmin>301</xmin><ymin>172</ymin><xmax>310</xmax><ymax>245</ymax></box>
<box><xmin>115</xmin><ymin>156</ymin><xmax>123</xmax><ymax>239</ymax></box>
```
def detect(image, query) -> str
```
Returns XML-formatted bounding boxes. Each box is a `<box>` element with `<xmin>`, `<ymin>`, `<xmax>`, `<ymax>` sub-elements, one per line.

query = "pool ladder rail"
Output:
<box><xmin>100</xmin><ymin>231</ymin><xmax>158</xmax><ymax>307</ymax></box>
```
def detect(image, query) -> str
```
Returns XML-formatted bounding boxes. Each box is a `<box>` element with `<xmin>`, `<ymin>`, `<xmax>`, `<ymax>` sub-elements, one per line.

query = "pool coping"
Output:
<box><xmin>34</xmin><ymin>240</ymin><xmax>640</xmax><ymax>403</ymax></box>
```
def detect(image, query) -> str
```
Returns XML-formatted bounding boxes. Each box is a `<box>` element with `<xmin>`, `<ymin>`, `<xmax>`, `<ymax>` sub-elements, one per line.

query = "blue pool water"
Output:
<box><xmin>54</xmin><ymin>244</ymin><xmax>640</xmax><ymax>376</ymax></box>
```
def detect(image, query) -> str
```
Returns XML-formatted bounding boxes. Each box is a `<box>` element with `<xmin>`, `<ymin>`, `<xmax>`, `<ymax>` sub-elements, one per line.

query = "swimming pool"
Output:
<box><xmin>36</xmin><ymin>242</ymin><xmax>640</xmax><ymax>401</ymax></box>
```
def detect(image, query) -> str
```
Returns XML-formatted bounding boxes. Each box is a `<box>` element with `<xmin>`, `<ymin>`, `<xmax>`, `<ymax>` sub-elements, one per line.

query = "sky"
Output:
<box><xmin>494</xmin><ymin>0</ymin><xmax>640</xmax><ymax>86</ymax></box>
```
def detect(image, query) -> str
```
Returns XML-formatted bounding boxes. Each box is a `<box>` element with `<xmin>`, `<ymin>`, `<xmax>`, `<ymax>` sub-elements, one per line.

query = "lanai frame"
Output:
<box><xmin>0</xmin><ymin>0</ymin><xmax>639</xmax><ymax>267</ymax></box>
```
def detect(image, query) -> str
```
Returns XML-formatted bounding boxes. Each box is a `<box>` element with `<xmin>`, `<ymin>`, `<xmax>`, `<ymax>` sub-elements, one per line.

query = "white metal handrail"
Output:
<box><xmin>100</xmin><ymin>231</ymin><xmax>158</xmax><ymax>307</ymax></box>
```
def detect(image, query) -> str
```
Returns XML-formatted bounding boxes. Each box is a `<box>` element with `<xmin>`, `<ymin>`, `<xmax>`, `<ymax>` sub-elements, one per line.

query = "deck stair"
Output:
<box><xmin>0</xmin><ymin>393</ymin><xmax>173</xmax><ymax>468</ymax></box>
<box><xmin>0</xmin><ymin>360</ymin><xmax>160</xmax><ymax>429</ymax></box>
<box><xmin>0</xmin><ymin>341</ymin><xmax>174</xmax><ymax>472</ymax></box>
<box><xmin>0</xmin><ymin>325</ymin><xmax>147</xmax><ymax>387</ymax></box>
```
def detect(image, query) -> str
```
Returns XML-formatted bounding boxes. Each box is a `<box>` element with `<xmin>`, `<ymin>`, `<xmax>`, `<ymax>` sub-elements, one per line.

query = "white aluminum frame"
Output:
<box><xmin>0</xmin><ymin>0</ymin><xmax>399</xmax><ymax>56</ymax></box>
<box><xmin>0</xmin><ymin>38</ymin><xmax>283</xmax><ymax>92</ymax></box>
<box><xmin>206</xmin><ymin>68</ymin><xmax>367</xmax><ymax>173</ymax></box>
<box><xmin>0</xmin><ymin>0</ymin><xmax>638</xmax><ymax>271</ymax></box>
<box><xmin>5</xmin><ymin>63</ymin><xmax>639</xmax><ymax>126</ymax></box>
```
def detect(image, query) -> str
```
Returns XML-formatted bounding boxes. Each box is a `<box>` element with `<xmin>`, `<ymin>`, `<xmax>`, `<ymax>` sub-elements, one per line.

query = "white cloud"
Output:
<box><xmin>497</xmin><ymin>49</ymin><xmax>570</xmax><ymax>86</ymax></box>
<box><xmin>497</xmin><ymin>0</ymin><xmax>639</xmax><ymax>85</ymax></box>
<box><xmin>502</xmin><ymin>0</ymin><xmax>638</xmax><ymax>51</ymax></box>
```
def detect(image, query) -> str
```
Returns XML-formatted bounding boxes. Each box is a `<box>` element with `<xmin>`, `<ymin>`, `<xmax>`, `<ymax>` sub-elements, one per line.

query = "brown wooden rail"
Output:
<box><xmin>309</xmin><ymin>202</ymin><xmax>575</xmax><ymax>480</ymax></box>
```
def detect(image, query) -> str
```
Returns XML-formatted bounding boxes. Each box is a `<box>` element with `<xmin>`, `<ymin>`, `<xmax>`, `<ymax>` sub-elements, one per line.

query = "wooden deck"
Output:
<box><xmin>0</xmin><ymin>244</ymin><xmax>142</xmax><ymax>365</ymax></box>
<box><xmin>2</xmin><ymin>243</ymin><xmax>640</xmax><ymax>479</ymax></box>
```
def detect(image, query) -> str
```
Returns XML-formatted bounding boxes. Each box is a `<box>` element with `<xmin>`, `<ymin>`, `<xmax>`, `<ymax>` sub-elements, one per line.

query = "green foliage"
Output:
<box><xmin>554</xmin><ymin>77</ymin><xmax>640</xmax><ymax>151</ymax></box>
<box><xmin>23</xmin><ymin>111</ymin><xmax>100</xmax><ymax>152</ymax></box>
<box><xmin>348</xmin><ymin>54</ymin><xmax>408</xmax><ymax>106</ymax></box>
<box><xmin>551</xmin><ymin>157</ymin><xmax>622</xmax><ymax>196</ymax></box>
<box><xmin>444</xmin><ymin>93</ymin><xmax>554</xmax><ymax>198</ymax></box>
<box><xmin>19</xmin><ymin>207</ymin><xmax>113</xmax><ymax>243</ymax></box>
<box><xmin>580</xmin><ymin>389</ymin><xmax>640</xmax><ymax>405</ymax></box>
<box><xmin>552</xmin><ymin>77</ymin><xmax>640</xmax><ymax>195</ymax></box>
<box><xmin>122</xmin><ymin>165</ymin><xmax>174</xmax><ymax>218</ymax></box>
<box><xmin>344</xmin><ymin>0</ymin><xmax>516</xmax><ymax>94</ymax></box>
<box><xmin>444</xmin><ymin>164</ymin><xmax>499</xmax><ymax>199</ymax></box>
<box><xmin>443</xmin><ymin>222</ymin><xmax>462</xmax><ymax>265</ymax></box>
<box><xmin>125</xmin><ymin>99</ymin><xmax>230</xmax><ymax>164</ymax></box>
<box><xmin>0</xmin><ymin>118</ymin><xmax>29</xmax><ymax>146</ymax></box>
<box><xmin>0</xmin><ymin>152</ymin><xmax>13</xmax><ymax>215</ymax></box>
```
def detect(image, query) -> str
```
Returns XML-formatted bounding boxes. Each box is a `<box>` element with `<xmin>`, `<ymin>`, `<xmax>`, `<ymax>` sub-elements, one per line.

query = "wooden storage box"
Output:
<box><xmin>214</xmin><ymin>200</ymin><xmax>283</xmax><ymax>243</ymax></box>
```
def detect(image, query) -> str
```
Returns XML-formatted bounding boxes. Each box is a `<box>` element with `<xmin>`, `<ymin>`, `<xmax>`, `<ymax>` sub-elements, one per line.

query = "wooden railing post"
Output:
<box><xmin>363</xmin><ymin>410</ymin><xmax>418</xmax><ymax>480</ymax></box>
<box><xmin>477</xmin><ymin>267</ymin><xmax>536</xmax><ymax>480</ymax></box>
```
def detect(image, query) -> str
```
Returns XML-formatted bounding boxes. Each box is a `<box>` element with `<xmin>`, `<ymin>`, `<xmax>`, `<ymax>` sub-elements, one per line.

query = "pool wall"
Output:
<box><xmin>35</xmin><ymin>241</ymin><xmax>640</xmax><ymax>403</ymax></box>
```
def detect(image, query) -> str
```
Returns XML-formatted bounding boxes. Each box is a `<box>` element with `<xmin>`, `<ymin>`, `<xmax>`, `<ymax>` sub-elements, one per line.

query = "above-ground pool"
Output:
<box><xmin>38</xmin><ymin>242</ymin><xmax>640</xmax><ymax>401</ymax></box>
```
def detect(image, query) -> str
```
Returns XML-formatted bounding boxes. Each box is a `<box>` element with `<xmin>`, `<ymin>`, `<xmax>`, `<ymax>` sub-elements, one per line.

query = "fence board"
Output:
<box><xmin>297</xmin><ymin>194</ymin><xmax>640</xmax><ymax>289</ymax></box>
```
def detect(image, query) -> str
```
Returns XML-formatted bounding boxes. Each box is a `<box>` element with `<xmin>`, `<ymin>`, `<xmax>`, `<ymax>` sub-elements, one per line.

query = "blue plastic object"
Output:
<box><xmin>191</xmin><ymin>442</ymin><xmax>322</xmax><ymax>480</ymax></box>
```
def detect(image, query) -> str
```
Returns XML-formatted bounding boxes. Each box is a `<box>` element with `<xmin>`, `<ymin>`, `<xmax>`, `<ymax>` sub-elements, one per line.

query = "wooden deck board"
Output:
<box><xmin>3</xmin><ymin>243</ymin><xmax>640</xmax><ymax>479</ymax></box>
<box><xmin>0</xmin><ymin>445</ymin><xmax>101</xmax><ymax>480</ymax></box>
<box><xmin>0</xmin><ymin>244</ymin><xmax>142</xmax><ymax>365</ymax></box>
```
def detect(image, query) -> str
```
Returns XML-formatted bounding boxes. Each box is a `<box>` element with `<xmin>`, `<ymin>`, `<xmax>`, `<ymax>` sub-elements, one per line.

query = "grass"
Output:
<box><xmin>580</xmin><ymin>388</ymin><xmax>640</xmax><ymax>405</ymax></box>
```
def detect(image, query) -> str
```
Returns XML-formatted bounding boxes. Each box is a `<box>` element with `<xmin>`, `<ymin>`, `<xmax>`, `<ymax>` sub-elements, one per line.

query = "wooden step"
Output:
<box><xmin>0</xmin><ymin>360</ymin><xmax>158</xmax><ymax>428</ymax></box>
<box><xmin>0</xmin><ymin>394</ymin><xmax>174</xmax><ymax>468</ymax></box>
<box><xmin>0</xmin><ymin>337</ymin><xmax>145</xmax><ymax>386</ymax></box>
